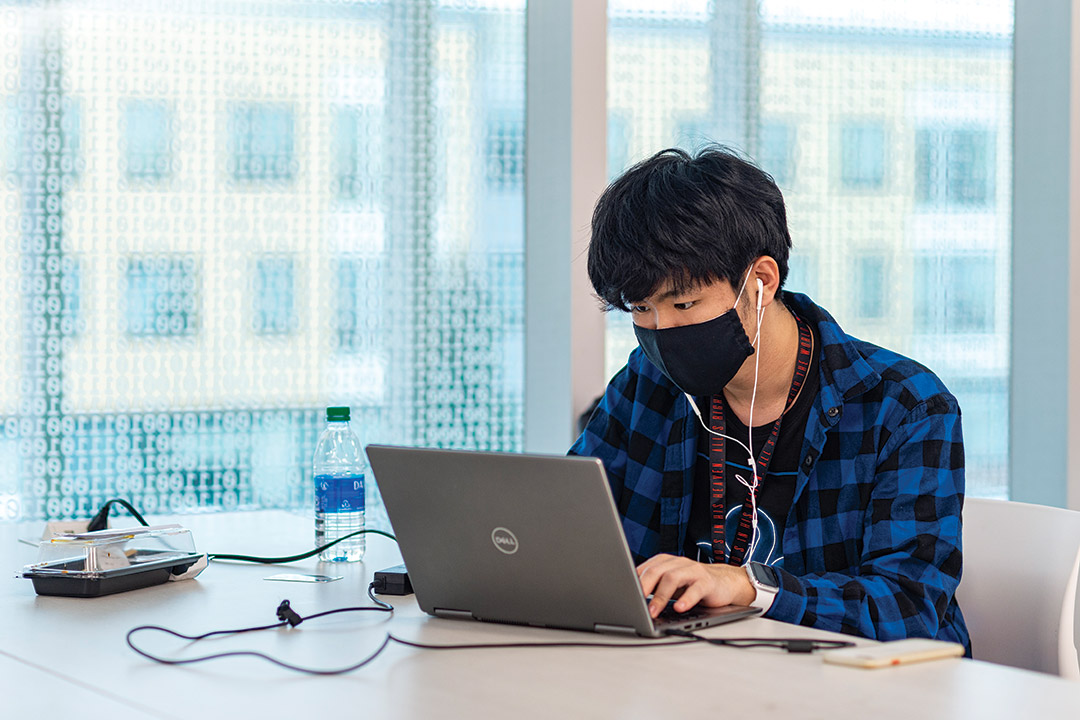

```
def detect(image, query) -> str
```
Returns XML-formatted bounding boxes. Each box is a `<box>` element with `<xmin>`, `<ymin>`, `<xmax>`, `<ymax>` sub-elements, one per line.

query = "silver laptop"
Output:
<box><xmin>366</xmin><ymin>445</ymin><xmax>760</xmax><ymax>638</ymax></box>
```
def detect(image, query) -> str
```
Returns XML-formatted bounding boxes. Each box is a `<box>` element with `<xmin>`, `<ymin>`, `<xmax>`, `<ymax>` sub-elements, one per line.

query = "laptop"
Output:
<box><xmin>366</xmin><ymin>445</ymin><xmax>761</xmax><ymax>638</ymax></box>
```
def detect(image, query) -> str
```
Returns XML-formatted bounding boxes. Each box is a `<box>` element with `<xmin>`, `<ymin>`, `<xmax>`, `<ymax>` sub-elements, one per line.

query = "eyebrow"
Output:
<box><xmin>628</xmin><ymin>287</ymin><xmax>684</xmax><ymax>306</ymax></box>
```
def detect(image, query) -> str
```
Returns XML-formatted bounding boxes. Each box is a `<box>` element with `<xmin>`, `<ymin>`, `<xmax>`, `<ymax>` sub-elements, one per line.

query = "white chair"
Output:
<box><xmin>956</xmin><ymin>497</ymin><xmax>1080</xmax><ymax>679</ymax></box>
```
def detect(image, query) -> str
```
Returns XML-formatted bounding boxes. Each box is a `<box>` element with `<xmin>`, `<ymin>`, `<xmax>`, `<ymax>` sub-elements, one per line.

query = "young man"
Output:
<box><xmin>570</xmin><ymin>146</ymin><xmax>969</xmax><ymax>651</ymax></box>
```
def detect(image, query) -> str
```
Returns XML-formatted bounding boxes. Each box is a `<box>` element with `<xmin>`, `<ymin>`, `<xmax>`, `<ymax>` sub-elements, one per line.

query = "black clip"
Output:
<box><xmin>276</xmin><ymin>599</ymin><xmax>303</xmax><ymax>627</ymax></box>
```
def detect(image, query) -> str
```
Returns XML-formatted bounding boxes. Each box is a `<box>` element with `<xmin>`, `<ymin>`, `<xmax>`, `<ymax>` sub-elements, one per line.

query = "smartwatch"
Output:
<box><xmin>745</xmin><ymin>561</ymin><xmax>780</xmax><ymax>611</ymax></box>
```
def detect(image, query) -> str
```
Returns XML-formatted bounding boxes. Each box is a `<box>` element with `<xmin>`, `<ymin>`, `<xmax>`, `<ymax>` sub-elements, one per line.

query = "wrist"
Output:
<box><xmin>744</xmin><ymin>561</ymin><xmax>780</xmax><ymax>611</ymax></box>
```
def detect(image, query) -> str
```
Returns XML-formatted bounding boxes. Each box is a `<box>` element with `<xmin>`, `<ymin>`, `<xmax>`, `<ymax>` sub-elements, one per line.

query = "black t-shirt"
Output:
<box><xmin>683</xmin><ymin>325</ymin><xmax>819</xmax><ymax>564</ymax></box>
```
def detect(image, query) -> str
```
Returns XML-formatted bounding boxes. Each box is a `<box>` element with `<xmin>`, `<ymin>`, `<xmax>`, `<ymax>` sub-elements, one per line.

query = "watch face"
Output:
<box><xmin>750</xmin><ymin>562</ymin><xmax>779</xmax><ymax>589</ymax></box>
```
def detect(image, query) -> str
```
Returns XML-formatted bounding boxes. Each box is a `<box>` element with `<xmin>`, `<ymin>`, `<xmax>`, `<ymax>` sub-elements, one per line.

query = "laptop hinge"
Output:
<box><xmin>434</xmin><ymin>608</ymin><xmax>474</xmax><ymax>620</ymax></box>
<box><xmin>593</xmin><ymin>623</ymin><xmax>638</xmax><ymax>636</ymax></box>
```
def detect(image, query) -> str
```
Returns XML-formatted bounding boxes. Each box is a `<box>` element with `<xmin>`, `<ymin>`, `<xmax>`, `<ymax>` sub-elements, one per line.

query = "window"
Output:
<box><xmin>916</xmin><ymin>127</ymin><xmax>996</xmax><ymax>208</ymax></box>
<box><xmin>334</xmin><ymin>256</ymin><xmax>383</xmax><ymax>353</ymax></box>
<box><xmin>123</xmin><ymin>255</ymin><xmax>198</xmax><ymax>337</ymax></box>
<box><xmin>228</xmin><ymin>103</ymin><xmax>297</xmax><ymax>182</ymax></box>
<box><xmin>5</xmin><ymin>4</ymin><xmax>526</xmax><ymax>522</ymax></box>
<box><xmin>608</xmin><ymin>113</ymin><xmax>631</xmax><ymax>181</ymax></box>
<box><xmin>485</xmin><ymin>111</ymin><xmax>524</xmax><ymax>189</ymax></box>
<box><xmin>332</xmin><ymin>105</ymin><xmax>381</xmax><ymax>203</ymax></box>
<box><xmin>914</xmin><ymin>255</ymin><xmax>996</xmax><ymax>334</ymax></box>
<box><xmin>759</xmin><ymin>121</ymin><xmax>795</xmax><ymax>187</ymax></box>
<box><xmin>784</xmin><ymin>252</ymin><xmax>818</xmax><ymax>299</ymax></box>
<box><xmin>675</xmin><ymin>117</ymin><xmax>715</xmax><ymax>154</ymax></box>
<box><xmin>122</xmin><ymin>100</ymin><xmax>171</xmax><ymax>181</ymax></box>
<box><xmin>606</xmin><ymin>1</ymin><xmax>1012</xmax><ymax>497</ymax></box>
<box><xmin>854</xmin><ymin>256</ymin><xmax>886</xmax><ymax>320</ymax></box>
<box><xmin>839</xmin><ymin>123</ymin><xmax>886</xmax><ymax>190</ymax></box>
<box><xmin>253</xmin><ymin>256</ymin><xmax>297</xmax><ymax>336</ymax></box>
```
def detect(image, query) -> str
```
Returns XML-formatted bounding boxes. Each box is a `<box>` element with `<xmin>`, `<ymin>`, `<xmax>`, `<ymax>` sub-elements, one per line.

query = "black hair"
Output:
<box><xmin>587</xmin><ymin>145</ymin><xmax>792</xmax><ymax>311</ymax></box>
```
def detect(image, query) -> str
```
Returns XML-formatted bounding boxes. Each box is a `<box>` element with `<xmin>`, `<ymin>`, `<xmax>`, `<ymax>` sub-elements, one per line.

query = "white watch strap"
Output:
<box><xmin>745</xmin><ymin>563</ymin><xmax>778</xmax><ymax>612</ymax></box>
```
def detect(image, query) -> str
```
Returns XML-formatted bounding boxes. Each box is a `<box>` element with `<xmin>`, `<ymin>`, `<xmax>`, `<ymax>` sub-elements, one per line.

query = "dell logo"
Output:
<box><xmin>491</xmin><ymin>527</ymin><xmax>519</xmax><ymax>555</ymax></box>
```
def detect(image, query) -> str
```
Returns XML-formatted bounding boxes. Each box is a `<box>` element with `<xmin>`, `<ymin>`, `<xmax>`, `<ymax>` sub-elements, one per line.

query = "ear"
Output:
<box><xmin>750</xmin><ymin>256</ymin><xmax>782</xmax><ymax>310</ymax></box>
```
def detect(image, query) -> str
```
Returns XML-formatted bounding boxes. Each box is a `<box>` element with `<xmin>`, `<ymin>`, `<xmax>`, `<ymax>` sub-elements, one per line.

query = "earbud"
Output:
<box><xmin>755</xmin><ymin>278</ymin><xmax>764</xmax><ymax>313</ymax></box>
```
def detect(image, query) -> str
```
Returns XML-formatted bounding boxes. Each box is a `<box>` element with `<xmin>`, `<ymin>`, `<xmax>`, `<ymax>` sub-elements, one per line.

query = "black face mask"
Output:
<box><xmin>634</xmin><ymin>308</ymin><xmax>754</xmax><ymax>397</ymax></box>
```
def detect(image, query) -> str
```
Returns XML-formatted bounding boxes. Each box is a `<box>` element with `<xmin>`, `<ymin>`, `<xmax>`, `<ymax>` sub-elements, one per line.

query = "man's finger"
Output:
<box><xmin>647</xmin><ymin>568</ymin><xmax>695</xmax><ymax>618</ymax></box>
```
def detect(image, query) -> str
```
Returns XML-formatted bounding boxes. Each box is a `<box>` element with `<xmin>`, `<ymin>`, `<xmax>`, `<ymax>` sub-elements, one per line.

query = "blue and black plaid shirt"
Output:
<box><xmin>570</xmin><ymin>292</ymin><xmax>970</xmax><ymax>651</ymax></box>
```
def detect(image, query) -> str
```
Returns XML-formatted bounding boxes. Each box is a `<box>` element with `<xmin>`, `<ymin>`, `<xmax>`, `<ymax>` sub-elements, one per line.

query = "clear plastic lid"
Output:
<box><xmin>22</xmin><ymin>524</ymin><xmax>201</xmax><ymax>579</ymax></box>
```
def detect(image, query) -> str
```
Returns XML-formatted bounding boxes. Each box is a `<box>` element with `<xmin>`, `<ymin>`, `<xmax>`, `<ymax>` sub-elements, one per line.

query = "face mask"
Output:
<box><xmin>633</xmin><ymin>273</ymin><xmax>755</xmax><ymax>397</ymax></box>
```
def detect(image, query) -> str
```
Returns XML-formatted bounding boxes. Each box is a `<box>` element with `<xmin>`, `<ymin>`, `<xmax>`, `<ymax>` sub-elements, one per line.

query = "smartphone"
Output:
<box><xmin>821</xmin><ymin>638</ymin><xmax>965</xmax><ymax>669</ymax></box>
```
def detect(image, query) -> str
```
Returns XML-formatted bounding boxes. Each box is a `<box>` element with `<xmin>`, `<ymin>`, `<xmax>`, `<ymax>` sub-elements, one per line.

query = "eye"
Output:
<box><xmin>673</xmin><ymin>300</ymin><xmax>697</xmax><ymax>311</ymax></box>
<box><xmin>630</xmin><ymin>304</ymin><xmax>650</xmax><ymax>314</ymax></box>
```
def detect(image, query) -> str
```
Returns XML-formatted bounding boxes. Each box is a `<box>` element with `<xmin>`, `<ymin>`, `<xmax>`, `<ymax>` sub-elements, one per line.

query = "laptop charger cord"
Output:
<box><xmin>81</xmin><ymin>496</ymin><xmax>397</xmax><ymax>563</ymax></box>
<box><xmin>125</xmin><ymin>599</ymin><xmax>853</xmax><ymax>676</ymax></box>
<box><xmin>125</xmin><ymin>586</ymin><xmax>700</xmax><ymax>676</ymax></box>
<box><xmin>664</xmin><ymin>628</ymin><xmax>854</xmax><ymax>653</ymax></box>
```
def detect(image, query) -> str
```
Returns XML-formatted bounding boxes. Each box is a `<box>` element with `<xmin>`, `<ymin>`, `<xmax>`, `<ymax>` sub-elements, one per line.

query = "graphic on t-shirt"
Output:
<box><xmin>724</xmin><ymin>503</ymin><xmax>783</xmax><ymax>566</ymax></box>
<box><xmin>692</xmin><ymin>502</ymin><xmax>784</xmax><ymax>566</ymax></box>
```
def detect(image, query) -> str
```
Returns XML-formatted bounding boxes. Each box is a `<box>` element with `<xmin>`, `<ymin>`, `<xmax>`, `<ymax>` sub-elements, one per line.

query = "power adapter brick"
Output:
<box><xmin>372</xmin><ymin>564</ymin><xmax>413</xmax><ymax>596</ymax></box>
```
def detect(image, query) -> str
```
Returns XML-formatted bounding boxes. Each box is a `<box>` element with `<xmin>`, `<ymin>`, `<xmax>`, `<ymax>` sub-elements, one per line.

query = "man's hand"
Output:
<box><xmin>636</xmin><ymin>554</ymin><xmax>757</xmax><ymax>618</ymax></box>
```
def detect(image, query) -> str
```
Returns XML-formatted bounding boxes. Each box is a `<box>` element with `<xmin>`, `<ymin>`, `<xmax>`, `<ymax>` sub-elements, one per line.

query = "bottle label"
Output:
<box><xmin>315</xmin><ymin>473</ymin><xmax>365</xmax><ymax>514</ymax></box>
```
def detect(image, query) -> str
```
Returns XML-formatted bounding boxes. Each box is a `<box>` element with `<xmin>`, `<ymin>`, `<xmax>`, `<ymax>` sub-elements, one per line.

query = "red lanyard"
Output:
<box><xmin>708</xmin><ymin>315</ymin><xmax>813</xmax><ymax>565</ymax></box>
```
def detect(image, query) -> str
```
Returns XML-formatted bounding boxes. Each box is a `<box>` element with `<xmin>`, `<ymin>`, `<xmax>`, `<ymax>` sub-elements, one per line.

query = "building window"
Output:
<box><xmin>122</xmin><ymin>100</ymin><xmax>171</xmax><ymax>181</ymax></box>
<box><xmin>123</xmin><ymin>255</ymin><xmax>198</xmax><ymax>337</ymax></box>
<box><xmin>608</xmin><ymin>113</ymin><xmax>631</xmax><ymax>181</ymax></box>
<box><xmin>760</xmin><ymin>121</ymin><xmax>795</xmax><ymax>186</ymax></box>
<box><xmin>675</xmin><ymin>117</ymin><xmax>714</xmax><ymax>154</ymax></box>
<box><xmin>332</xmin><ymin>106</ymin><xmax>380</xmax><ymax>203</ymax></box>
<box><xmin>855</xmin><ymin>255</ymin><xmax>886</xmax><ymax>320</ymax></box>
<box><xmin>484</xmin><ymin>111</ymin><xmax>524</xmax><ymax>190</ymax></box>
<box><xmin>334</xmin><ymin>256</ymin><xmax>382</xmax><ymax>353</ymax></box>
<box><xmin>228</xmin><ymin>103</ymin><xmax>297</xmax><ymax>182</ymax></box>
<box><xmin>253</xmin><ymin>256</ymin><xmax>297</xmax><ymax>335</ymax></box>
<box><xmin>839</xmin><ymin>123</ymin><xmax>885</xmax><ymax>190</ymax></box>
<box><xmin>915</xmin><ymin>127</ymin><xmax>996</xmax><ymax>208</ymax></box>
<box><xmin>784</xmin><ymin>252</ymin><xmax>817</xmax><ymax>298</ymax></box>
<box><xmin>914</xmin><ymin>255</ymin><xmax>995</xmax><ymax>334</ymax></box>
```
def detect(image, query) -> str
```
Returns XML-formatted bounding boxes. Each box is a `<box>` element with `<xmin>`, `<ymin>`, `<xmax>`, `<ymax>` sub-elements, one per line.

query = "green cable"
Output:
<box><xmin>90</xmin><ymin>498</ymin><xmax>396</xmax><ymax>564</ymax></box>
<box><xmin>208</xmin><ymin>529</ymin><xmax>398</xmax><ymax>564</ymax></box>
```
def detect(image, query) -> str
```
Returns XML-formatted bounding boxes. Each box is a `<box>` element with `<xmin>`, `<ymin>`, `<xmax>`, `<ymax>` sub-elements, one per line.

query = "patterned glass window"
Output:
<box><xmin>1</xmin><ymin>1</ymin><xmax>525</xmax><ymax>522</ymax></box>
<box><xmin>854</xmin><ymin>255</ymin><xmax>887</xmax><ymax>321</ymax></box>
<box><xmin>253</xmin><ymin>256</ymin><xmax>297</xmax><ymax>336</ymax></box>
<box><xmin>333</xmin><ymin>105</ymin><xmax>382</xmax><ymax>203</ymax></box>
<box><xmin>605</xmin><ymin>0</ymin><xmax>1013</xmax><ymax>498</ymax></box>
<box><xmin>760</xmin><ymin>121</ymin><xmax>795</xmax><ymax>187</ymax></box>
<box><xmin>122</xmin><ymin>100</ymin><xmax>171</xmax><ymax>181</ymax></box>
<box><xmin>839</xmin><ymin>123</ymin><xmax>886</xmax><ymax>190</ymax></box>
<box><xmin>915</xmin><ymin>127</ymin><xmax>996</xmax><ymax>207</ymax></box>
<box><xmin>485</xmin><ymin>111</ymin><xmax>524</xmax><ymax>189</ymax></box>
<box><xmin>123</xmin><ymin>256</ymin><xmax>198</xmax><ymax>337</ymax></box>
<box><xmin>229</xmin><ymin>103</ymin><xmax>297</xmax><ymax>183</ymax></box>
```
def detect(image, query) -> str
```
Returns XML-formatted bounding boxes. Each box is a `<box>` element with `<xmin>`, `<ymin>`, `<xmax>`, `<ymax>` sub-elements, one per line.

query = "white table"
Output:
<box><xmin>3</xmin><ymin>510</ymin><xmax>1079</xmax><ymax>719</ymax></box>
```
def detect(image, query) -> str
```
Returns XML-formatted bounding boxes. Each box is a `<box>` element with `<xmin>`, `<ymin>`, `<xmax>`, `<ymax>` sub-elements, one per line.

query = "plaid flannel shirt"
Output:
<box><xmin>570</xmin><ymin>292</ymin><xmax>969</xmax><ymax>651</ymax></box>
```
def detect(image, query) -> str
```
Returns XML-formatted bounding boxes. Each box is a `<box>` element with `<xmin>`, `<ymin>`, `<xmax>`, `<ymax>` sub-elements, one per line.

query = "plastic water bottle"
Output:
<box><xmin>313</xmin><ymin>406</ymin><xmax>366</xmax><ymax>562</ymax></box>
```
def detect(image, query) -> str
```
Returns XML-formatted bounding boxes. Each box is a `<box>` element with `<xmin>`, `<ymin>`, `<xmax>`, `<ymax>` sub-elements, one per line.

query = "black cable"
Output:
<box><xmin>87</xmin><ymin>498</ymin><xmax>150</xmax><ymax>531</ymax></box>
<box><xmin>126</xmin><ymin>591</ymin><xmax>860</xmax><ymax>676</ymax></box>
<box><xmin>125</xmin><ymin>584</ymin><xmax>397</xmax><ymax>676</ymax></box>
<box><xmin>125</xmin><ymin>588</ymin><xmax>701</xmax><ymax>675</ymax></box>
<box><xmin>87</xmin><ymin>497</ymin><xmax>397</xmax><ymax>564</ymax></box>
<box><xmin>208</xmin><ymin>529</ymin><xmax>397</xmax><ymax>564</ymax></box>
<box><xmin>664</xmin><ymin>628</ymin><xmax>855</xmax><ymax>653</ymax></box>
<box><xmin>386</xmin><ymin>635</ymin><xmax>697</xmax><ymax>651</ymax></box>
